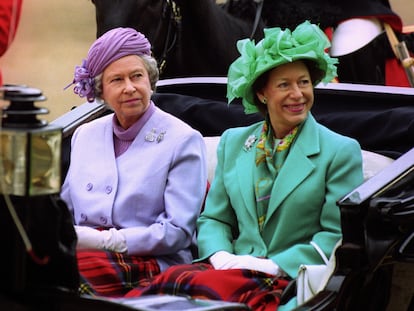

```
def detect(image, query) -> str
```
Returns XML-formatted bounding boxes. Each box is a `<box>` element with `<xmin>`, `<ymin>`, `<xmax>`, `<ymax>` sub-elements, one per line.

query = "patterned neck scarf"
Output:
<box><xmin>254</xmin><ymin>118</ymin><xmax>299</xmax><ymax>231</ymax></box>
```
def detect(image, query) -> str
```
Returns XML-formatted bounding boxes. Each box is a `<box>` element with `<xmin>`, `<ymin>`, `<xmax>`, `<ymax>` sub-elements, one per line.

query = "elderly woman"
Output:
<box><xmin>127</xmin><ymin>21</ymin><xmax>364</xmax><ymax>310</ymax></box>
<box><xmin>62</xmin><ymin>27</ymin><xmax>207</xmax><ymax>297</ymax></box>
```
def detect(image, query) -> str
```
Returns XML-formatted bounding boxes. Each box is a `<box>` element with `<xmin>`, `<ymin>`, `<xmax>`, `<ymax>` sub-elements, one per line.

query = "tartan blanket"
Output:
<box><xmin>125</xmin><ymin>263</ymin><xmax>289</xmax><ymax>311</ymax></box>
<box><xmin>77</xmin><ymin>250</ymin><xmax>160</xmax><ymax>297</ymax></box>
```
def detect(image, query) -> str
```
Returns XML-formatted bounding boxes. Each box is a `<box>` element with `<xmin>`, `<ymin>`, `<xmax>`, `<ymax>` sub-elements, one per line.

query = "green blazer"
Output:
<box><xmin>196</xmin><ymin>113</ymin><xmax>364</xmax><ymax>277</ymax></box>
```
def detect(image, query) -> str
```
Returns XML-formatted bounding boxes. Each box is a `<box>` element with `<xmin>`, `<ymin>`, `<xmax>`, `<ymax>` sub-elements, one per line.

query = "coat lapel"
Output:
<box><xmin>265</xmin><ymin>114</ymin><xmax>320</xmax><ymax>222</ymax></box>
<box><xmin>236</xmin><ymin>129</ymin><xmax>261</xmax><ymax>221</ymax></box>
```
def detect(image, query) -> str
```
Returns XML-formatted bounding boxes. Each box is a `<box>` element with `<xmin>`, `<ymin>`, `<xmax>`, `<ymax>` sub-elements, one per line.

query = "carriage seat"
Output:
<box><xmin>202</xmin><ymin>136</ymin><xmax>395</xmax><ymax>185</ymax></box>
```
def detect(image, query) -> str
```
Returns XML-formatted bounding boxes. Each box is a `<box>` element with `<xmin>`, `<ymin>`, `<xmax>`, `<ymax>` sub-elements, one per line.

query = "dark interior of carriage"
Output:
<box><xmin>1</xmin><ymin>79</ymin><xmax>414</xmax><ymax>310</ymax></box>
<box><xmin>153</xmin><ymin>78</ymin><xmax>414</xmax><ymax>159</ymax></box>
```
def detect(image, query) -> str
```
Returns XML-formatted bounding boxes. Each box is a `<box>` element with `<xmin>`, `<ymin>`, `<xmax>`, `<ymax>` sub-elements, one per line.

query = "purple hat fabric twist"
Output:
<box><xmin>67</xmin><ymin>27</ymin><xmax>152</xmax><ymax>102</ymax></box>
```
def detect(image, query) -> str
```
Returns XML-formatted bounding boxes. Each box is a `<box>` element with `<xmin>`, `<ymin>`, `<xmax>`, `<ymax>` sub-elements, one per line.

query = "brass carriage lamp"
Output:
<box><xmin>0</xmin><ymin>85</ymin><xmax>62</xmax><ymax>196</ymax></box>
<box><xmin>0</xmin><ymin>86</ymin><xmax>78</xmax><ymax>296</ymax></box>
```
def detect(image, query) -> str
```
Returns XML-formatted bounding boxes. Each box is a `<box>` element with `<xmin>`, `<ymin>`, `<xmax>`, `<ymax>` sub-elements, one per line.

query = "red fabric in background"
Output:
<box><xmin>386</xmin><ymin>57</ymin><xmax>411</xmax><ymax>87</ymax></box>
<box><xmin>0</xmin><ymin>0</ymin><xmax>23</xmax><ymax>85</ymax></box>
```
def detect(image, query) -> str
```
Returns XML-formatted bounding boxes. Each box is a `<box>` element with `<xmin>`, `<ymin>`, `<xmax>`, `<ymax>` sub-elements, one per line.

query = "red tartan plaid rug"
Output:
<box><xmin>77</xmin><ymin>249</ymin><xmax>160</xmax><ymax>297</ymax></box>
<box><xmin>125</xmin><ymin>263</ymin><xmax>289</xmax><ymax>311</ymax></box>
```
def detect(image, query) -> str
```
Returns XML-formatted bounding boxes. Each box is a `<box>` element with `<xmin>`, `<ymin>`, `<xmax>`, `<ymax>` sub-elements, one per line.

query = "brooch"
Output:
<box><xmin>243</xmin><ymin>135</ymin><xmax>257</xmax><ymax>151</ymax></box>
<box><xmin>145</xmin><ymin>128</ymin><xmax>166</xmax><ymax>143</ymax></box>
<box><xmin>156</xmin><ymin>131</ymin><xmax>166</xmax><ymax>143</ymax></box>
<box><xmin>145</xmin><ymin>128</ymin><xmax>157</xmax><ymax>142</ymax></box>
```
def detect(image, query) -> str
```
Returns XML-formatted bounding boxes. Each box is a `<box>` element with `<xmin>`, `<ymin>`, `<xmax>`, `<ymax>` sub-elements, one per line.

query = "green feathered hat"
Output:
<box><xmin>227</xmin><ymin>21</ymin><xmax>338</xmax><ymax>114</ymax></box>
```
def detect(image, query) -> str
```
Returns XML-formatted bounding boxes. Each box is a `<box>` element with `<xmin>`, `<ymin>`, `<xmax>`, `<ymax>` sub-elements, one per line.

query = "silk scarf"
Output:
<box><xmin>254</xmin><ymin>119</ymin><xmax>299</xmax><ymax>231</ymax></box>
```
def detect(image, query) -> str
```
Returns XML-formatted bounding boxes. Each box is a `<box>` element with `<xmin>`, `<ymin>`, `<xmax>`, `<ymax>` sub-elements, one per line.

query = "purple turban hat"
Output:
<box><xmin>67</xmin><ymin>27</ymin><xmax>152</xmax><ymax>102</ymax></box>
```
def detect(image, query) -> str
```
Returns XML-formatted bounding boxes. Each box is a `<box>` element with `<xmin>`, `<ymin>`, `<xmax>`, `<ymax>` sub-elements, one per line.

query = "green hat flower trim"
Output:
<box><xmin>227</xmin><ymin>21</ymin><xmax>338</xmax><ymax>114</ymax></box>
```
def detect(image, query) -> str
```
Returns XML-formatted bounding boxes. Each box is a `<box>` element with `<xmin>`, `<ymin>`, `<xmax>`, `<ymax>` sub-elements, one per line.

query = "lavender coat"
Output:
<box><xmin>61</xmin><ymin>106</ymin><xmax>207</xmax><ymax>270</ymax></box>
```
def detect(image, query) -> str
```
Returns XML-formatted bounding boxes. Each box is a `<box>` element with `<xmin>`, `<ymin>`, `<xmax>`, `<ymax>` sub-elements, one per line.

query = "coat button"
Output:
<box><xmin>105</xmin><ymin>186</ymin><xmax>112</xmax><ymax>194</ymax></box>
<box><xmin>86</xmin><ymin>183</ymin><xmax>93</xmax><ymax>191</ymax></box>
<box><xmin>100</xmin><ymin>216</ymin><xmax>108</xmax><ymax>225</ymax></box>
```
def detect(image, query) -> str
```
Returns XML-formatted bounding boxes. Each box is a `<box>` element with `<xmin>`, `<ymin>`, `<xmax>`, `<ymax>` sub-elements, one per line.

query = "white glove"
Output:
<box><xmin>209</xmin><ymin>250</ymin><xmax>238</xmax><ymax>269</ymax></box>
<box><xmin>210</xmin><ymin>251</ymin><xmax>282</xmax><ymax>276</ymax></box>
<box><xmin>74</xmin><ymin>225</ymin><xmax>127</xmax><ymax>253</ymax></box>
